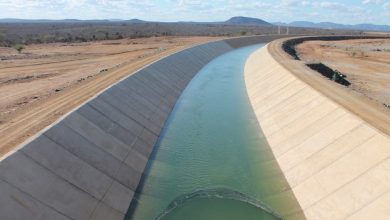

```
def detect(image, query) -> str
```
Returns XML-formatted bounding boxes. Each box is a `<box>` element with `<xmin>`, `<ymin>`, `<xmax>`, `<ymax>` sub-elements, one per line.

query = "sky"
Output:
<box><xmin>0</xmin><ymin>0</ymin><xmax>389</xmax><ymax>25</ymax></box>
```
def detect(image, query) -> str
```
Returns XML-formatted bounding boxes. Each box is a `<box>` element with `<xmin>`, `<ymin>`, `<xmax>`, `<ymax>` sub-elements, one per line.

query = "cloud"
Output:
<box><xmin>301</xmin><ymin>1</ymin><xmax>311</xmax><ymax>6</ymax></box>
<box><xmin>0</xmin><ymin>0</ymin><xmax>155</xmax><ymax>11</ymax></box>
<box><xmin>362</xmin><ymin>0</ymin><xmax>383</xmax><ymax>4</ymax></box>
<box><xmin>313</xmin><ymin>1</ymin><xmax>347</xmax><ymax>10</ymax></box>
<box><xmin>227</xmin><ymin>1</ymin><xmax>271</xmax><ymax>11</ymax></box>
<box><xmin>0</xmin><ymin>0</ymin><xmax>388</xmax><ymax>25</ymax></box>
<box><xmin>280</xmin><ymin>0</ymin><xmax>303</xmax><ymax>7</ymax></box>
<box><xmin>65</xmin><ymin>0</ymin><xmax>87</xmax><ymax>9</ymax></box>
<box><xmin>384</xmin><ymin>2</ymin><xmax>390</xmax><ymax>9</ymax></box>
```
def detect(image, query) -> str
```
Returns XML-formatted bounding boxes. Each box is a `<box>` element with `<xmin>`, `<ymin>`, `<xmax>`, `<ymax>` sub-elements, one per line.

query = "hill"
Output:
<box><xmin>276</xmin><ymin>21</ymin><xmax>390</xmax><ymax>32</ymax></box>
<box><xmin>225</xmin><ymin>16</ymin><xmax>272</xmax><ymax>26</ymax></box>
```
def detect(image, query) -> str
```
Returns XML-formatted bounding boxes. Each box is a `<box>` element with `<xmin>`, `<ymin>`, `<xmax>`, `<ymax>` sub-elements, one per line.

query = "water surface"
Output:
<box><xmin>127</xmin><ymin>44</ymin><xmax>304</xmax><ymax>220</ymax></box>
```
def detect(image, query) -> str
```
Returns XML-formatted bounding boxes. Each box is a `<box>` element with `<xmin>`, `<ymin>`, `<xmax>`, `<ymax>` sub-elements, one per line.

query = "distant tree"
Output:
<box><xmin>14</xmin><ymin>44</ymin><xmax>25</xmax><ymax>53</ymax></box>
<box><xmin>66</xmin><ymin>33</ymin><xmax>73</xmax><ymax>42</ymax></box>
<box><xmin>115</xmin><ymin>32</ymin><xmax>123</xmax><ymax>39</ymax></box>
<box><xmin>0</xmin><ymin>32</ymin><xmax>4</xmax><ymax>44</ymax></box>
<box><xmin>43</xmin><ymin>34</ymin><xmax>55</xmax><ymax>43</ymax></box>
<box><xmin>240</xmin><ymin>31</ymin><xmax>247</xmax><ymax>36</ymax></box>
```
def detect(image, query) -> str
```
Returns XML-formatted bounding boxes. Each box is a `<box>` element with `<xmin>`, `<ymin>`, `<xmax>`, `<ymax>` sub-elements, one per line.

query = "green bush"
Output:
<box><xmin>14</xmin><ymin>44</ymin><xmax>25</xmax><ymax>53</ymax></box>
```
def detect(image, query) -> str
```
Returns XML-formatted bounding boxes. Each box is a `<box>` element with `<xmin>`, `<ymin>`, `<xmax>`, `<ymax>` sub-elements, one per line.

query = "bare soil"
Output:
<box><xmin>269</xmin><ymin>38</ymin><xmax>390</xmax><ymax>137</ymax></box>
<box><xmin>296</xmin><ymin>39</ymin><xmax>390</xmax><ymax>110</ymax></box>
<box><xmin>0</xmin><ymin>36</ymin><xmax>224</xmax><ymax>158</ymax></box>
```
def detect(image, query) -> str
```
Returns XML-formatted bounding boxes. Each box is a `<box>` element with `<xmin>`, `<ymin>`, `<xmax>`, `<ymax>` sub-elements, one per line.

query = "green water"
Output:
<box><xmin>127</xmin><ymin>44</ymin><xmax>304</xmax><ymax>220</ymax></box>
<box><xmin>162</xmin><ymin>198</ymin><xmax>277</xmax><ymax>220</ymax></box>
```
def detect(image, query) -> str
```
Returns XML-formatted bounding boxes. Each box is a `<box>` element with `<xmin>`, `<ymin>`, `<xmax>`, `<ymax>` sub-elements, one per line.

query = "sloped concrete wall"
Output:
<box><xmin>0</xmin><ymin>35</ymin><xmax>287</xmax><ymax>220</ymax></box>
<box><xmin>245</xmin><ymin>45</ymin><xmax>390</xmax><ymax>219</ymax></box>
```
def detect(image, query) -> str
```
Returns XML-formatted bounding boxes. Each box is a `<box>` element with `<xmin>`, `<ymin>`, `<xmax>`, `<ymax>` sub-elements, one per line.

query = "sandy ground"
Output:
<box><xmin>0</xmin><ymin>36</ymin><xmax>224</xmax><ymax>158</ymax></box>
<box><xmin>364</xmin><ymin>32</ymin><xmax>390</xmax><ymax>36</ymax></box>
<box><xmin>296</xmin><ymin>39</ymin><xmax>390</xmax><ymax>110</ymax></box>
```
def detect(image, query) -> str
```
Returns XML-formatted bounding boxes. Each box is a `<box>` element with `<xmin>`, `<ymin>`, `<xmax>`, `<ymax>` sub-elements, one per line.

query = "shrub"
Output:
<box><xmin>14</xmin><ymin>44</ymin><xmax>25</xmax><ymax>53</ymax></box>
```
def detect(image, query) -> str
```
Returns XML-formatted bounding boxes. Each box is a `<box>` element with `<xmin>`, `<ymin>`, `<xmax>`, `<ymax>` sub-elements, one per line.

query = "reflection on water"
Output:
<box><xmin>127</xmin><ymin>44</ymin><xmax>304</xmax><ymax>220</ymax></box>
<box><xmin>157</xmin><ymin>188</ymin><xmax>283</xmax><ymax>220</ymax></box>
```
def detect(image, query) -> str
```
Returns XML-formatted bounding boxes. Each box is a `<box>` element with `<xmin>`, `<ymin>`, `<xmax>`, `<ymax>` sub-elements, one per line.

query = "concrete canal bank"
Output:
<box><xmin>245</xmin><ymin>43</ymin><xmax>390</xmax><ymax>220</ymax></box>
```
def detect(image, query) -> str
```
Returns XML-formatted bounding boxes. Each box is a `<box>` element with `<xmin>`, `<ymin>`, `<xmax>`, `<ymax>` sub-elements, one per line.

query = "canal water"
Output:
<box><xmin>127</xmin><ymin>44</ymin><xmax>304</xmax><ymax>220</ymax></box>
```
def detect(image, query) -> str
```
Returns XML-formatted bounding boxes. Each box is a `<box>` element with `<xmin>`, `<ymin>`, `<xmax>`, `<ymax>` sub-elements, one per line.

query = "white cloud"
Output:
<box><xmin>0</xmin><ymin>0</ymin><xmax>388</xmax><ymax>25</ymax></box>
<box><xmin>314</xmin><ymin>1</ymin><xmax>346</xmax><ymax>10</ymax></box>
<box><xmin>280</xmin><ymin>0</ymin><xmax>301</xmax><ymax>7</ymax></box>
<box><xmin>362</xmin><ymin>0</ymin><xmax>383</xmax><ymax>4</ymax></box>
<box><xmin>384</xmin><ymin>2</ymin><xmax>390</xmax><ymax>9</ymax></box>
<box><xmin>301</xmin><ymin>1</ymin><xmax>311</xmax><ymax>6</ymax></box>
<box><xmin>65</xmin><ymin>0</ymin><xmax>87</xmax><ymax>9</ymax></box>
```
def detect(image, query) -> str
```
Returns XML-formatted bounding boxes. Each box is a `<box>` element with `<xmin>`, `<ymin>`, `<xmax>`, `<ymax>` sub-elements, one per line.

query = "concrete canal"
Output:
<box><xmin>127</xmin><ymin>44</ymin><xmax>304</xmax><ymax>220</ymax></box>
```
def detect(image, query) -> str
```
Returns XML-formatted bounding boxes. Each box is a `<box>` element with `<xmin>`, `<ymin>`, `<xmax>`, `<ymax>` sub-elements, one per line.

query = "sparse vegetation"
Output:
<box><xmin>297</xmin><ymin>38</ymin><xmax>390</xmax><ymax>114</ymax></box>
<box><xmin>13</xmin><ymin>44</ymin><xmax>25</xmax><ymax>53</ymax></box>
<box><xmin>282</xmin><ymin>36</ymin><xmax>388</xmax><ymax>60</ymax></box>
<box><xmin>350</xmin><ymin>50</ymin><xmax>366</xmax><ymax>57</ymax></box>
<box><xmin>0</xmin><ymin>22</ymin><xmax>362</xmax><ymax>46</ymax></box>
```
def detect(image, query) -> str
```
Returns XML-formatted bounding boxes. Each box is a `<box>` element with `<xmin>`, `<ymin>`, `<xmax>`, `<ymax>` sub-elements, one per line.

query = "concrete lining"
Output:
<box><xmin>245</xmin><ymin>45</ymin><xmax>390</xmax><ymax>219</ymax></box>
<box><xmin>0</xmin><ymin>35</ymin><xmax>289</xmax><ymax>220</ymax></box>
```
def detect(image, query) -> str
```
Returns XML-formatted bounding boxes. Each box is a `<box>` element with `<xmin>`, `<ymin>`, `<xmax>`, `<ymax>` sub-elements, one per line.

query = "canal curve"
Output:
<box><xmin>127</xmin><ymin>44</ymin><xmax>304</xmax><ymax>220</ymax></box>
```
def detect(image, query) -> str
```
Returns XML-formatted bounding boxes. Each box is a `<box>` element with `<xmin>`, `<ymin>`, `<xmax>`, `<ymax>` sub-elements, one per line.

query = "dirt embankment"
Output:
<box><xmin>296</xmin><ymin>38</ymin><xmax>390</xmax><ymax>110</ymax></box>
<box><xmin>0</xmin><ymin>36</ymin><xmax>224</xmax><ymax>158</ymax></box>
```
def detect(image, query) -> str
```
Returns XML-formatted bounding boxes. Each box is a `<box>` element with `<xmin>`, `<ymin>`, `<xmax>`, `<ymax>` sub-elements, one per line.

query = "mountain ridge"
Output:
<box><xmin>0</xmin><ymin>17</ymin><xmax>388</xmax><ymax>32</ymax></box>
<box><xmin>274</xmin><ymin>21</ymin><xmax>390</xmax><ymax>32</ymax></box>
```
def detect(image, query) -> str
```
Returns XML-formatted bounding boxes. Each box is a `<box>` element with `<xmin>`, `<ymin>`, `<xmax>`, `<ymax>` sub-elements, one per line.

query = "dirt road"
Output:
<box><xmin>0</xmin><ymin>36</ymin><xmax>224</xmax><ymax>158</ymax></box>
